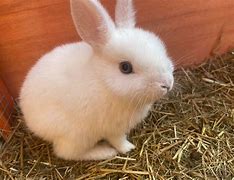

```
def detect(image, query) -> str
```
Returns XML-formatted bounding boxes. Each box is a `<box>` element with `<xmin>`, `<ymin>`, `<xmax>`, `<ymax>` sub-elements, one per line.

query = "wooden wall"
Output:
<box><xmin>0</xmin><ymin>0</ymin><xmax>234</xmax><ymax>99</ymax></box>
<box><xmin>0</xmin><ymin>78</ymin><xmax>13</xmax><ymax>138</ymax></box>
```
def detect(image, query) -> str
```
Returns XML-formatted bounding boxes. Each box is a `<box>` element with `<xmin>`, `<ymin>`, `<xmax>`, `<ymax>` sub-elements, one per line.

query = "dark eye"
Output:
<box><xmin>119</xmin><ymin>61</ymin><xmax>133</xmax><ymax>74</ymax></box>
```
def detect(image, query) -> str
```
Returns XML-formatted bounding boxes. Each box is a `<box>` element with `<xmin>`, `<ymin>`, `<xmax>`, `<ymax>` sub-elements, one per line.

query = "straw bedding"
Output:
<box><xmin>1</xmin><ymin>52</ymin><xmax>234</xmax><ymax>179</ymax></box>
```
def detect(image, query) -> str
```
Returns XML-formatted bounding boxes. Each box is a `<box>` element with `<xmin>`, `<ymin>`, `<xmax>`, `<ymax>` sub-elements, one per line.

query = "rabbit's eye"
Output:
<box><xmin>119</xmin><ymin>61</ymin><xmax>133</xmax><ymax>74</ymax></box>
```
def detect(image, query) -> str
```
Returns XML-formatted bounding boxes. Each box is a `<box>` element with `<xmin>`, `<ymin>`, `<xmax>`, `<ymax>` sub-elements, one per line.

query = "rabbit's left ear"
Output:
<box><xmin>71</xmin><ymin>0</ymin><xmax>115</xmax><ymax>48</ymax></box>
<box><xmin>115</xmin><ymin>0</ymin><xmax>136</xmax><ymax>28</ymax></box>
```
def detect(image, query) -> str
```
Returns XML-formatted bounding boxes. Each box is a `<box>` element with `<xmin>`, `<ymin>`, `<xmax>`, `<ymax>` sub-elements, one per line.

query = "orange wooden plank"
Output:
<box><xmin>0</xmin><ymin>0</ymin><xmax>234</xmax><ymax>98</ymax></box>
<box><xmin>0</xmin><ymin>78</ymin><xmax>13</xmax><ymax>139</ymax></box>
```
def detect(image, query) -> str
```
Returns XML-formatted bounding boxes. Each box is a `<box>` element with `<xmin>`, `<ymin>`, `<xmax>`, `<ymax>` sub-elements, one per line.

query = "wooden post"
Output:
<box><xmin>0</xmin><ymin>78</ymin><xmax>14</xmax><ymax>139</ymax></box>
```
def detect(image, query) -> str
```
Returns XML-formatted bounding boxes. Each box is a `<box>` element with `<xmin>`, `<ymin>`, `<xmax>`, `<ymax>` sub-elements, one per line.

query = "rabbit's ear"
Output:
<box><xmin>71</xmin><ymin>0</ymin><xmax>115</xmax><ymax>47</ymax></box>
<box><xmin>115</xmin><ymin>0</ymin><xmax>136</xmax><ymax>28</ymax></box>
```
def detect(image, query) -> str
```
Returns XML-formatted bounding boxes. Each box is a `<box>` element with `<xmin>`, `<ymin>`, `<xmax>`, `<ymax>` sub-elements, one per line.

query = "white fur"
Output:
<box><xmin>115</xmin><ymin>0</ymin><xmax>136</xmax><ymax>28</ymax></box>
<box><xmin>20</xmin><ymin>0</ymin><xmax>174</xmax><ymax>161</ymax></box>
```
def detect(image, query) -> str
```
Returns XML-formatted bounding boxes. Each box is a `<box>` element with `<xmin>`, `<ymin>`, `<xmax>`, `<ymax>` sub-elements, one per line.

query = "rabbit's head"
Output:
<box><xmin>71</xmin><ymin>0</ymin><xmax>174</xmax><ymax>103</ymax></box>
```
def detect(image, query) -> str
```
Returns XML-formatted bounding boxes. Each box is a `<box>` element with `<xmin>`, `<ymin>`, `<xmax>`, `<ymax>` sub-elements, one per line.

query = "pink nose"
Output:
<box><xmin>160</xmin><ymin>75</ymin><xmax>174</xmax><ymax>91</ymax></box>
<box><xmin>161</xmin><ymin>85</ymin><xmax>170</xmax><ymax>91</ymax></box>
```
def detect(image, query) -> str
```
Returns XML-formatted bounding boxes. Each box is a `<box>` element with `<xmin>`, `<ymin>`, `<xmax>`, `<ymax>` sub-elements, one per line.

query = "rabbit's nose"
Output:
<box><xmin>161</xmin><ymin>85</ymin><xmax>170</xmax><ymax>91</ymax></box>
<box><xmin>160</xmin><ymin>75</ymin><xmax>174</xmax><ymax>92</ymax></box>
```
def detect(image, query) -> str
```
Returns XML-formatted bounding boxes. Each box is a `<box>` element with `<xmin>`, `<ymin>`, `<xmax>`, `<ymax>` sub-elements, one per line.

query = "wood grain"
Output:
<box><xmin>0</xmin><ymin>0</ymin><xmax>234</xmax><ymax>98</ymax></box>
<box><xmin>0</xmin><ymin>78</ymin><xmax>13</xmax><ymax>138</ymax></box>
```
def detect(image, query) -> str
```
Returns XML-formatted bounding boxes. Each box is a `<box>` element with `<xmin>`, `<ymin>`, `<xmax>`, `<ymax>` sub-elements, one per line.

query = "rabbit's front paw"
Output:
<box><xmin>119</xmin><ymin>140</ymin><xmax>135</xmax><ymax>154</ymax></box>
<box><xmin>109</xmin><ymin>136</ymin><xmax>135</xmax><ymax>154</ymax></box>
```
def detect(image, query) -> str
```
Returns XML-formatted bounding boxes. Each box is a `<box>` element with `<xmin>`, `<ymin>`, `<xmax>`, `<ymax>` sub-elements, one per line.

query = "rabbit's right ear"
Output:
<box><xmin>71</xmin><ymin>0</ymin><xmax>115</xmax><ymax>48</ymax></box>
<box><xmin>115</xmin><ymin>0</ymin><xmax>136</xmax><ymax>28</ymax></box>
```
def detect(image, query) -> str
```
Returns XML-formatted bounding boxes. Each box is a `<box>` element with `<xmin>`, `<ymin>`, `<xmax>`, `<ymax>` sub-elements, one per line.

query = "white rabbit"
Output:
<box><xmin>20</xmin><ymin>0</ymin><xmax>174</xmax><ymax>161</ymax></box>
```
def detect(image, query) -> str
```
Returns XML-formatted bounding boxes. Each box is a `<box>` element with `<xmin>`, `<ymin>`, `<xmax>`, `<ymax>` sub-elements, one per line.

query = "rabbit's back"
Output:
<box><xmin>20</xmin><ymin>42</ymin><xmax>96</xmax><ymax>140</ymax></box>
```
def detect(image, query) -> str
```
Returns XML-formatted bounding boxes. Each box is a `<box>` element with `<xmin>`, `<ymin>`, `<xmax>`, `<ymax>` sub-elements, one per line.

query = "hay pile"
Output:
<box><xmin>1</xmin><ymin>52</ymin><xmax>234</xmax><ymax>179</ymax></box>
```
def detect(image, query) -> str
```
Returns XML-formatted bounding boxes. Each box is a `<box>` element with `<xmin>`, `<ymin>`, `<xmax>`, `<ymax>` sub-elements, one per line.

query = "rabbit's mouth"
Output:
<box><xmin>142</xmin><ymin>85</ymin><xmax>171</xmax><ymax>103</ymax></box>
